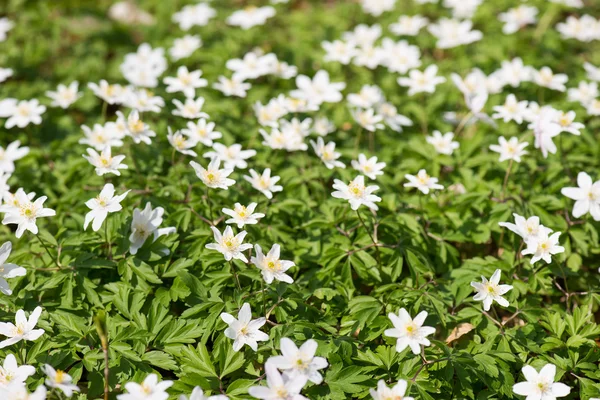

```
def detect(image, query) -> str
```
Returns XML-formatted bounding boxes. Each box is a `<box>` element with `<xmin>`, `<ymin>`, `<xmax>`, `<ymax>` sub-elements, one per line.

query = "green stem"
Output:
<box><xmin>101</xmin><ymin>101</ymin><xmax>108</xmax><ymax>122</ymax></box>
<box><xmin>356</xmin><ymin>210</ymin><xmax>381</xmax><ymax>266</ymax></box>
<box><xmin>206</xmin><ymin>187</ymin><xmax>213</xmax><ymax>224</ymax></box>
<box><xmin>230</xmin><ymin>260</ymin><xmax>242</xmax><ymax>290</ymax></box>
<box><xmin>501</xmin><ymin>159</ymin><xmax>513</xmax><ymax>201</ymax></box>
<box><xmin>104</xmin><ymin>216</ymin><xmax>112</xmax><ymax>260</ymax></box>
<box><xmin>35</xmin><ymin>233</ymin><xmax>60</xmax><ymax>268</ymax></box>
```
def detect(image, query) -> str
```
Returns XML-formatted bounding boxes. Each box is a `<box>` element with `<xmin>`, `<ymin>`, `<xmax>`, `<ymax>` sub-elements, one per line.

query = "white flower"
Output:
<box><xmin>312</xmin><ymin>117</ymin><xmax>335</xmax><ymax>136</ymax></box>
<box><xmin>124</xmin><ymin>110</ymin><xmax>156</xmax><ymax>145</ymax></box>
<box><xmin>261</xmin><ymin>127</ymin><xmax>304</xmax><ymax>151</ymax></box>
<box><xmin>182</xmin><ymin>119</ymin><xmax>222</xmax><ymax>147</ymax></box>
<box><xmin>310</xmin><ymin>138</ymin><xmax>345</xmax><ymax>169</ymax></box>
<box><xmin>352</xmin><ymin>108</ymin><xmax>384</xmax><ymax>132</ymax></box>
<box><xmin>451</xmin><ymin>69</ymin><xmax>491</xmax><ymax>98</ymax></box>
<box><xmin>0</xmin><ymin>68</ymin><xmax>12</xmax><ymax>83</ymax></box>
<box><xmin>4</xmin><ymin>100</ymin><xmax>46</xmax><ymax>129</ymax></box>
<box><xmin>353</xmin><ymin>45</ymin><xmax>386</xmax><ymax>70</ymax></box>
<box><xmin>322</xmin><ymin>40</ymin><xmax>357</xmax><ymax>65</ymax></box>
<box><xmin>226</xmin><ymin>52</ymin><xmax>273</xmax><ymax>81</ymax></box>
<box><xmin>584</xmin><ymin>62</ymin><xmax>600</xmax><ymax>81</ymax></box>
<box><xmin>226</xmin><ymin>6</ymin><xmax>275</xmax><ymax>30</ymax></box>
<box><xmin>499</xmin><ymin>58</ymin><xmax>534</xmax><ymax>88</ymax></box>
<box><xmin>206</xmin><ymin>226</ymin><xmax>252</xmax><ymax>263</ymax></box>
<box><xmin>0</xmin><ymin>354</ymin><xmax>35</xmax><ymax>387</ymax></box>
<box><xmin>190</xmin><ymin>157</ymin><xmax>235</xmax><ymax>190</ymax></box>
<box><xmin>381</xmin><ymin>39</ymin><xmax>421</xmax><ymax>74</ymax></box>
<box><xmin>88</xmin><ymin>80</ymin><xmax>126</xmax><ymax>104</ymax></box>
<box><xmin>248</xmin><ymin>363</ymin><xmax>307</xmax><ymax>400</ymax></box>
<box><xmin>389</xmin><ymin>15</ymin><xmax>429</xmax><ymax>36</ymax></box>
<box><xmin>280</xmin><ymin>118</ymin><xmax>312</xmax><ymax>138</ymax></box>
<box><xmin>46</xmin><ymin>82</ymin><xmax>82</xmax><ymax>109</ymax></box>
<box><xmin>268</xmin><ymin>337</ymin><xmax>327</xmax><ymax>384</ymax></box>
<box><xmin>0</xmin><ymin>384</ymin><xmax>46</xmax><ymax>400</ymax></box>
<box><xmin>222</xmin><ymin>203</ymin><xmax>264</xmax><ymax>228</ymax></box>
<box><xmin>290</xmin><ymin>70</ymin><xmax>346</xmax><ymax>105</ymax></box>
<box><xmin>83</xmin><ymin>146</ymin><xmax>128</xmax><ymax>176</ymax></box>
<box><xmin>499</xmin><ymin>214</ymin><xmax>550</xmax><ymax>242</ymax></box>
<box><xmin>331</xmin><ymin>175</ymin><xmax>381</xmax><ymax>211</ymax></box>
<box><xmin>370</xmin><ymin>380</ymin><xmax>414</xmax><ymax>400</ymax></box>
<box><xmin>499</xmin><ymin>5</ymin><xmax>538</xmax><ymax>34</ymax></box>
<box><xmin>553</xmin><ymin>110</ymin><xmax>584</xmax><ymax>135</ymax></box>
<box><xmin>360</xmin><ymin>0</ymin><xmax>395</xmax><ymax>16</ymax></box>
<box><xmin>444</xmin><ymin>0</ymin><xmax>482</xmax><ymax>18</ymax></box>
<box><xmin>0</xmin><ymin>307</ymin><xmax>44</xmax><ymax>349</ymax></box>
<box><xmin>84</xmin><ymin>183</ymin><xmax>129</xmax><ymax>232</ymax></box>
<box><xmin>120</xmin><ymin>43</ymin><xmax>167</xmax><ymax>88</ymax></box>
<box><xmin>204</xmin><ymin>143</ymin><xmax>256</xmax><ymax>170</ymax></box>
<box><xmin>1</xmin><ymin>191</ymin><xmax>56</xmax><ymax>238</ymax></box>
<box><xmin>213</xmin><ymin>76</ymin><xmax>251</xmax><ymax>97</ymax></box>
<box><xmin>556</xmin><ymin>15</ymin><xmax>599</xmax><ymax>42</ymax></box>
<box><xmin>251</xmin><ymin>244</ymin><xmax>294</xmax><ymax>284</ymax></box>
<box><xmin>79</xmin><ymin>124</ymin><xmax>123</xmax><ymax>150</ymax></box>
<box><xmin>587</xmin><ymin>99</ymin><xmax>600</xmax><ymax>116</ymax></box>
<box><xmin>522</xmin><ymin>230</ymin><xmax>565</xmax><ymax>265</ymax></box>
<box><xmin>343</xmin><ymin>24</ymin><xmax>381</xmax><ymax>48</ymax></box>
<box><xmin>0</xmin><ymin>141</ymin><xmax>29</xmax><ymax>174</ymax></box>
<box><xmin>172</xmin><ymin>3</ymin><xmax>216</xmax><ymax>30</ymax></box>
<box><xmin>0</xmin><ymin>242</ymin><xmax>26</xmax><ymax>296</ymax></box>
<box><xmin>404</xmin><ymin>169</ymin><xmax>443</xmax><ymax>194</ymax></box>
<box><xmin>164</xmin><ymin>66</ymin><xmax>208</xmax><ymax>98</ymax></box>
<box><xmin>561</xmin><ymin>171</ymin><xmax>600</xmax><ymax>220</ymax></box>
<box><xmin>567</xmin><ymin>81</ymin><xmax>598</xmax><ymax>106</ymax></box>
<box><xmin>549</xmin><ymin>0</ymin><xmax>582</xmax><ymax>6</ymax></box>
<box><xmin>123</xmin><ymin>88</ymin><xmax>165</xmax><ymax>113</ymax></box>
<box><xmin>385</xmin><ymin>308</ymin><xmax>436</xmax><ymax>354</ymax></box>
<box><xmin>513</xmin><ymin>364</ymin><xmax>570</xmax><ymax>400</ymax></box>
<box><xmin>172</xmin><ymin>97</ymin><xmax>209</xmax><ymax>119</ymax></box>
<box><xmin>220</xmin><ymin>303</ymin><xmax>269</xmax><ymax>351</ymax></box>
<box><xmin>470</xmin><ymin>269</ymin><xmax>513</xmax><ymax>311</ymax></box>
<box><xmin>492</xmin><ymin>94</ymin><xmax>529</xmax><ymax>124</ymax></box>
<box><xmin>42</xmin><ymin>365</ymin><xmax>80</xmax><ymax>398</ymax></box>
<box><xmin>347</xmin><ymin>85</ymin><xmax>384</xmax><ymax>109</ymax></box>
<box><xmin>531</xmin><ymin>110</ymin><xmax>562</xmax><ymax>158</ymax></box>
<box><xmin>254</xmin><ymin>96</ymin><xmax>288</xmax><ymax>127</ymax></box>
<box><xmin>351</xmin><ymin>154</ymin><xmax>385</xmax><ymax>180</ymax></box>
<box><xmin>489</xmin><ymin>136</ymin><xmax>528</xmax><ymax>162</ymax></box>
<box><xmin>377</xmin><ymin>102</ymin><xmax>412</xmax><ymax>132</ymax></box>
<box><xmin>179</xmin><ymin>387</ymin><xmax>228</xmax><ymax>400</ymax></box>
<box><xmin>129</xmin><ymin>203</ymin><xmax>176</xmax><ymax>255</ymax></box>
<box><xmin>428</xmin><ymin>18</ymin><xmax>482</xmax><ymax>48</ymax></box>
<box><xmin>117</xmin><ymin>374</ymin><xmax>173</xmax><ymax>400</ymax></box>
<box><xmin>168</xmin><ymin>127</ymin><xmax>197</xmax><ymax>157</ymax></box>
<box><xmin>269</xmin><ymin>57</ymin><xmax>298</xmax><ymax>79</ymax></box>
<box><xmin>426</xmin><ymin>131</ymin><xmax>459</xmax><ymax>155</ymax></box>
<box><xmin>0</xmin><ymin>18</ymin><xmax>14</xmax><ymax>42</ymax></box>
<box><xmin>244</xmin><ymin>169</ymin><xmax>283</xmax><ymax>199</ymax></box>
<box><xmin>398</xmin><ymin>65</ymin><xmax>446</xmax><ymax>96</ymax></box>
<box><xmin>533</xmin><ymin>67</ymin><xmax>568</xmax><ymax>92</ymax></box>
<box><xmin>169</xmin><ymin>35</ymin><xmax>202</xmax><ymax>61</ymax></box>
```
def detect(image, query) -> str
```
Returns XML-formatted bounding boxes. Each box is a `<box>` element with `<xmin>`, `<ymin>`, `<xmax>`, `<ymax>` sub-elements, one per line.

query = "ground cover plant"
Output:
<box><xmin>0</xmin><ymin>0</ymin><xmax>599</xmax><ymax>398</ymax></box>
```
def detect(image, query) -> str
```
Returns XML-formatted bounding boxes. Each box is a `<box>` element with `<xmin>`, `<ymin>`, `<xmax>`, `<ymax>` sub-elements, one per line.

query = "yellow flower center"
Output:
<box><xmin>17</xmin><ymin>104</ymin><xmax>30</xmax><ymax>117</ymax></box>
<box><xmin>96</xmin><ymin>196</ymin><xmax>107</xmax><ymax>207</ymax></box>
<box><xmin>55</xmin><ymin>370</ymin><xmax>66</xmax><ymax>384</ymax></box>
<box><xmin>129</xmin><ymin>120</ymin><xmax>145</xmax><ymax>134</ymax></box>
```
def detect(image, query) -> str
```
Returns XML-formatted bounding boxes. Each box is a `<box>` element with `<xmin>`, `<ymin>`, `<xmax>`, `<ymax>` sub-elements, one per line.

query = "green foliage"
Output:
<box><xmin>0</xmin><ymin>0</ymin><xmax>600</xmax><ymax>399</ymax></box>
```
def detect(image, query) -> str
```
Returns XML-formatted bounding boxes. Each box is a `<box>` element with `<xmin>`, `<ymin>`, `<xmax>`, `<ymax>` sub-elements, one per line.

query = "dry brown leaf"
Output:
<box><xmin>445</xmin><ymin>323</ymin><xmax>475</xmax><ymax>344</ymax></box>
